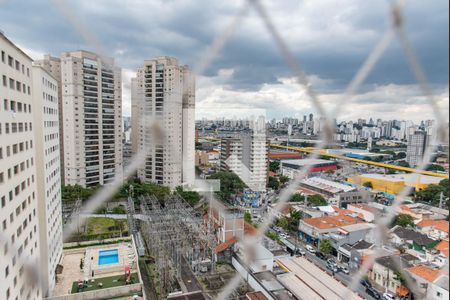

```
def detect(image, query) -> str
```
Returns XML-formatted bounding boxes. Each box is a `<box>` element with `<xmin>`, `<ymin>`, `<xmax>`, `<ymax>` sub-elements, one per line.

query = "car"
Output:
<box><xmin>340</xmin><ymin>266</ymin><xmax>349</xmax><ymax>274</ymax></box>
<box><xmin>315</xmin><ymin>252</ymin><xmax>326</xmax><ymax>260</ymax></box>
<box><xmin>327</xmin><ymin>258</ymin><xmax>336</xmax><ymax>266</ymax></box>
<box><xmin>383</xmin><ymin>292</ymin><xmax>396</xmax><ymax>300</ymax></box>
<box><xmin>296</xmin><ymin>248</ymin><xmax>306</xmax><ymax>256</ymax></box>
<box><xmin>360</xmin><ymin>279</ymin><xmax>372</xmax><ymax>288</ymax></box>
<box><xmin>366</xmin><ymin>287</ymin><xmax>381</xmax><ymax>299</ymax></box>
<box><xmin>306</xmin><ymin>245</ymin><xmax>316</xmax><ymax>253</ymax></box>
<box><xmin>326</xmin><ymin>264</ymin><xmax>339</xmax><ymax>273</ymax></box>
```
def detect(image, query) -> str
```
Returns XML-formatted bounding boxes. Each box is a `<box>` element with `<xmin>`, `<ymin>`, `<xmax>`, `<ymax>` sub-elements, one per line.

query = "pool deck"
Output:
<box><xmin>52</xmin><ymin>242</ymin><xmax>138</xmax><ymax>297</ymax></box>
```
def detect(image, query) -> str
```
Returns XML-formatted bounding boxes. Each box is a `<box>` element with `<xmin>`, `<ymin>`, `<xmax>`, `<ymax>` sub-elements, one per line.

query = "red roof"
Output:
<box><xmin>215</xmin><ymin>237</ymin><xmax>237</xmax><ymax>253</ymax></box>
<box><xmin>417</xmin><ymin>220</ymin><xmax>449</xmax><ymax>233</ymax></box>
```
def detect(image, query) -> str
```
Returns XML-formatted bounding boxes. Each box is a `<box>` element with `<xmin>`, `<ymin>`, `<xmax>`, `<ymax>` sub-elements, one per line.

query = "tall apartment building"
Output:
<box><xmin>1</xmin><ymin>32</ymin><xmax>41</xmax><ymax>300</ymax></box>
<box><xmin>220</xmin><ymin>118</ymin><xmax>267</xmax><ymax>192</ymax></box>
<box><xmin>406</xmin><ymin>131</ymin><xmax>428</xmax><ymax>166</ymax></box>
<box><xmin>58</xmin><ymin>51</ymin><xmax>123</xmax><ymax>187</ymax></box>
<box><xmin>35</xmin><ymin>55</ymin><xmax>65</xmax><ymax>183</ymax></box>
<box><xmin>31</xmin><ymin>65</ymin><xmax>63</xmax><ymax>296</ymax></box>
<box><xmin>132</xmin><ymin>57</ymin><xmax>195</xmax><ymax>188</ymax></box>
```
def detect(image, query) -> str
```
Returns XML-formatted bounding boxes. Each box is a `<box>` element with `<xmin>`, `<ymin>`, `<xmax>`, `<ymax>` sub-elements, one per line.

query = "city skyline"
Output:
<box><xmin>0</xmin><ymin>0</ymin><xmax>448</xmax><ymax>122</ymax></box>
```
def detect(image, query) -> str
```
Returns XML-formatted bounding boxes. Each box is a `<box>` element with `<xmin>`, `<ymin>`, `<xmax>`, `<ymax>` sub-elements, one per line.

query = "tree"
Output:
<box><xmin>277</xmin><ymin>217</ymin><xmax>290</xmax><ymax>231</ymax></box>
<box><xmin>416</xmin><ymin>179</ymin><xmax>449</xmax><ymax>207</ymax></box>
<box><xmin>363</xmin><ymin>181</ymin><xmax>373</xmax><ymax>189</ymax></box>
<box><xmin>426</xmin><ymin>164</ymin><xmax>445</xmax><ymax>172</ymax></box>
<box><xmin>290</xmin><ymin>193</ymin><xmax>304</xmax><ymax>202</ymax></box>
<box><xmin>208</xmin><ymin>171</ymin><xmax>246</xmax><ymax>203</ymax></box>
<box><xmin>397</xmin><ymin>160</ymin><xmax>410</xmax><ymax>168</ymax></box>
<box><xmin>268</xmin><ymin>176</ymin><xmax>280</xmax><ymax>190</ymax></box>
<box><xmin>319</xmin><ymin>239</ymin><xmax>333</xmax><ymax>255</ymax></box>
<box><xmin>307</xmin><ymin>194</ymin><xmax>327</xmax><ymax>206</ymax></box>
<box><xmin>175</xmin><ymin>186</ymin><xmax>201</xmax><ymax>207</ymax></box>
<box><xmin>112</xmin><ymin>205</ymin><xmax>126</xmax><ymax>214</ymax></box>
<box><xmin>244</xmin><ymin>212</ymin><xmax>252</xmax><ymax>224</ymax></box>
<box><xmin>393</xmin><ymin>213</ymin><xmax>415</xmax><ymax>228</ymax></box>
<box><xmin>289</xmin><ymin>209</ymin><xmax>302</xmax><ymax>230</ymax></box>
<box><xmin>269</xmin><ymin>161</ymin><xmax>280</xmax><ymax>172</ymax></box>
<box><xmin>395</xmin><ymin>152</ymin><xmax>406</xmax><ymax>159</ymax></box>
<box><xmin>265</xmin><ymin>231</ymin><xmax>279</xmax><ymax>241</ymax></box>
<box><xmin>62</xmin><ymin>184</ymin><xmax>98</xmax><ymax>202</ymax></box>
<box><xmin>279</xmin><ymin>175</ymin><xmax>290</xmax><ymax>185</ymax></box>
<box><xmin>325</xmin><ymin>169</ymin><xmax>335</xmax><ymax>175</ymax></box>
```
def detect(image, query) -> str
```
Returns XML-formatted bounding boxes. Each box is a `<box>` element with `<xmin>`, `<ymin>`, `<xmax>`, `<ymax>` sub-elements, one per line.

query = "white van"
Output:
<box><xmin>306</xmin><ymin>245</ymin><xmax>316</xmax><ymax>253</ymax></box>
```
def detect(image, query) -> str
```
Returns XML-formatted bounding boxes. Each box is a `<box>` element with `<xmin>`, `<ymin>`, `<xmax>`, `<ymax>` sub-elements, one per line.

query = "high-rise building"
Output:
<box><xmin>31</xmin><ymin>65</ymin><xmax>63</xmax><ymax>296</ymax></box>
<box><xmin>1</xmin><ymin>32</ymin><xmax>41</xmax><ymax>300</ymax></box>
<box><xmin>406</xmin><ymin>131</ymin><xmax>428</xmax><ymax>166</ymax></box>
<box><xmin>58</xmin><ymin>51</ymin><xmax>123</xmax><ymax>187</ymax></box>
<box><xmin>219</xmin><ymin>117</ymin><xmax>267</xmax><ymax>192</ymax></box>
<box><xmin>132</xmin><ymin>57</ymin><xmax>195</xmax><ymax>188</ymax></box>
<box><xmin>34</xmin><ymin>55</ymin><xmax>65</xmax><ymax>184</ymax></box>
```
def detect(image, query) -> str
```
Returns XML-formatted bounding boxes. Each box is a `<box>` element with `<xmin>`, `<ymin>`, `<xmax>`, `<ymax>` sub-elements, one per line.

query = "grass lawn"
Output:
<box><xmin>71</xmin><ymin>273</ymin><xmax>139</xmax><ymax>294</ymax></box>
<box><xmin>86</xmin><ymin>217</ymin><xmax>128</xmax><ymax>235</ymax></box>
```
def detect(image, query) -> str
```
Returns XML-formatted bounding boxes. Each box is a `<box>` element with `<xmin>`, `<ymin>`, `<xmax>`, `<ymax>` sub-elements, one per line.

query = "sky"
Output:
<box><xmin>0</xmin><ymin>0</ymin><xmax>448</xmax><ymax>122</ymax></box>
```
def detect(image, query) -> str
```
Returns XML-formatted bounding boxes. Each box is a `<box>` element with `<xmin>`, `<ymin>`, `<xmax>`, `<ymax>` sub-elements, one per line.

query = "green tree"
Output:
<box><xmin>277</xmin><ymin>217</ymin><xmax>290</xmax><ymax>231</ymax></box>
<box><xmin>397</xmin><ymin>160</ymin><xmax>410</xmax><ymax>168</ymax></box>
<box><xmin>62</xmin><ymin>184</ymin><xmax>98</xmax><ymax>202</ymax></box>
<box><xmin>175</xmin><ymin>186</ymin><xmax>201</xmax><ymax>207</ymax></box>
<box><xmin>244</xmin><ymin>211</ymin><xmax>252</xmax><ymax>224</ymax></box>
<box><xmin>208</xmin><ymin>171</ymin><xmax>246</xmax><ymax>203</ymax></box>
<box><xmin>265</xmin><ymin>231</ymin><xmax>279</xmax><ymax>241</ymax></box>
<box><xmin>289</xmin><ymin>209</ymin><xmax>302</xmax><ymax>230</ymax></box>
<box><xmin>279</xmin><ymin>175</ymin><xmax>290</xmax><ymax>185</ymax></box>
<box><xmin>268</xmin><ymin>176</ymin><xmax>280</xmax><ymax>190</ymax></box>
<box><xmin>319</xmin><ymin>239</ymin><xmax>333</xmax><ymax>255</ymax></box>
<box><xmin>269</xmin><ymin>161</ymin><xmax>280</xmax><ymax>172</ymax></box>
<box><xmin>290</xmin><ymin>193</ymin><xmax>304</xmax><ymax>202</ymax></box>
<box><xmin>426</xmin><ymin>164</ymin><xmax>445</xmax><ymax>172</ymax></box>
<box><xmin>325</xmin><ymin>169</ymin><xmax>335</xmax><ymax>175</ymax></box>
<box><xmin>112</xmin><ymin>205</ymin><xmax>126</xmax><ymax>214</ymax></box>
<box><xmin>416</xmin><ymin>179</ymin><xmax>449</xmax><ymax>207</ymax></box>
<box><xmin>307</xmin><ymin>194</ymin><xmax>327</xmax><ymax>206</ymax></box>
<box><xmin>393</xmin><ymin>213</ymin><xmax>415</xmax><ymax>228</ymax></box>
<box><xmin>363</xmin><ymin>181</ymin><xmax>373</xmax><ymax>189</ymax></box>
<box><xmin>395</xmin><ymin>152</ymin><xmax>406</xmax><ymax>159</ymax></box>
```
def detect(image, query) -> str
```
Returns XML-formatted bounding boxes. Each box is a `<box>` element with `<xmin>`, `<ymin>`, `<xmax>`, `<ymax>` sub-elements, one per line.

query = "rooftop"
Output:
<box><xmin>303</xmin><ymin>214</ymin><xmax>364</xmax><ymax>230</ymax></box>
<box><xmin>280</xmin><ymin>158</ymin><xmax>335</xmax><ymax>166</ymax></box>
<box><xmin>434</xmin><ymin>240</ymin><xmax>449</xmax><ymax>257</ymax></box>
<box><xmin>407</xmin><ymin>265</ymin><xmax>441</xmax><ymax>282</ymax></box>
<box><xmin>391</xmin><ymin>226</ymin><xmax>437</xmax><ymax>246</ymax></box>
<box><xmin>417</xmin><ymin>219</ymin><xmax>449</xmax><ymax>233</ymax></box>
<box><xmin>359</xmin><ymin>173</ymin><xmax>442</xmax><ymax>185</ymax></box>
<box><xmin>301</xmin><ymin>177</ymin><xmax>355</xmax><ymax>194</ymax></box>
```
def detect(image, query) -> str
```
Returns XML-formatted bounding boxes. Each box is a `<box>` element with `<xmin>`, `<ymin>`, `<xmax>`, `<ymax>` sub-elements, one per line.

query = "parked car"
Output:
<box><xmin>306</xmin><ymin>245</ymin><xmax>316</xmax><ymax>253</ymax></box>
<box><xmin>360</xmin><ymin>279</ymin><xmax>372</xmax><ymax>288</ymax></box>
<box><xmin>297</xmin><ymin>248</ymin><xmax>306</xmax><ymax>256</ymax></box>
<box><xmin>366</xmin><ymin>287</ymin><xmax>381</xmax><ymax>299</ymax></box>
<box><xmin>326</xmin><ymin>264</ymin><xmax>339</xmax><ymax>273</ymax></box>
<box><xmin>383</xmin><ymin>292</ymin><xmax>396</xmax><ymax>300</ymax></box>
<box><xmin>327</xmin><ymin>258</ymin><xmax>336</xmax><ymax>266</ymax></box>
<box><xmin>315</xmin><ymin>252</ymin><xmax>326</xmax><ymax>260</ymax></box>
<box><xmin>340</xmin><ymin>266</ymin><xmax>349</xmax><ymax>274</ymax></box>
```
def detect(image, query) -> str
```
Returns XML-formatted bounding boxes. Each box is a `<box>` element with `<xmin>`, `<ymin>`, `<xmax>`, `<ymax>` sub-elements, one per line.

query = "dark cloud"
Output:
<box><xmin>0</xmin><ymin>0</ymin><xmax>447</xmax><ymax>93</ymax></box>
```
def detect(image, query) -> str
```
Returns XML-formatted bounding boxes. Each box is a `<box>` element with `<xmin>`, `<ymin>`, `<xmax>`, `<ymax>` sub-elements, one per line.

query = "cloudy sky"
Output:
<box><xmin>0</xmin><ymin>0</ymin><xmax>448</xmax><ymax>122</ymax></box>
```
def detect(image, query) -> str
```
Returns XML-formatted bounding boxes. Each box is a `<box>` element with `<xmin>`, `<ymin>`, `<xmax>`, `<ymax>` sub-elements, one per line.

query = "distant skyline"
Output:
<box><xmin>0</xmin><ymin>0</ymin><xmax>448</xmax><ymax>122</ymax></box>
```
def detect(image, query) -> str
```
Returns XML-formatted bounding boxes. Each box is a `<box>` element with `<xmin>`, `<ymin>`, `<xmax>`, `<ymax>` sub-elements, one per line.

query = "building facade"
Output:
<box><xmin>34</xmin><ymin>55</ymin><xmax>65</xmax><ymax>184</ymax></box>
<box><xmin>132</xmin><ymin>57</ymin><xmax>195</xmax><ymax>188</ymax></box>
<box><xmin>32</xmin><ymin>65</ymin><xmax>63</xmax><ymax>296</ymax></box>
<box><xmin>1</xmin><ymin>32</ymin><xmax>41</xmax><ymax>300</ymax></box>
<box><xmin>59</xmin><ymin>51</ymin><xmax>123</xmax><ymax>187</ymax></box>
<box><xmin>406</xmin><ymin>131</ymin><xmax>428</xmax><ymax>166</ymax></box>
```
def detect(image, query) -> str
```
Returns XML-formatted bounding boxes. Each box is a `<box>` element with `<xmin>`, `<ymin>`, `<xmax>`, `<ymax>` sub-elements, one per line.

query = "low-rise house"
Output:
<box><xmin>337</xmin><ymin>239</ymin><xmax>374</xmax><ymax>268</ymax></box>
<box><xmin>298</xmin><ymin>214</ymin><xmax>374</xmax><ymax>254</ymax></box>
<box><xmin>390</xmin><ymin>226</ymin><xmax>439</xmax><ymax>253</ymax></box>
<box><xmin>426</xmin><ymin>275</ymin><xmax>449</xmax><ymax>300</ymax></box>
<box><xmin>370</xmin><ymin>254</ymin><xmax>419</xmax><ymax>296</ymax></box>
<box><xmin>398</xmin><ymin>203</ymin><xmax>449</xmax><ymax>223</ymax></box>
<box><xmin>406</xmin><ymin>265</ymin><xmax>447</xmax><ymax>299</ymax></box>
<box><xmin>347</xmin><ymin>203</ymin><xmax>379</xmax><ymax>222</ymax></box>
<box><xmin>416</xmin><ymin>219</ymin><xmax>449</xmax><ymax>240</ymax></box>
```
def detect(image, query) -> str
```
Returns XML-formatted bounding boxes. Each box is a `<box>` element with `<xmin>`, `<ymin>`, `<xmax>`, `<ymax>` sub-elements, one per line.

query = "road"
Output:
<box><xmin>277</xmin><ymin>232</ymin><xmax>380</xmax><ymax>300</ymax></box>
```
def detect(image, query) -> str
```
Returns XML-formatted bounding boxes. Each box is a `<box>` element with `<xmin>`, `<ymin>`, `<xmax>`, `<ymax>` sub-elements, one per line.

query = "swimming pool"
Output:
<box><xmin>98</xmin><ymin>249</ymin><xmax>119</xmax><ymax>265</ymax></box>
